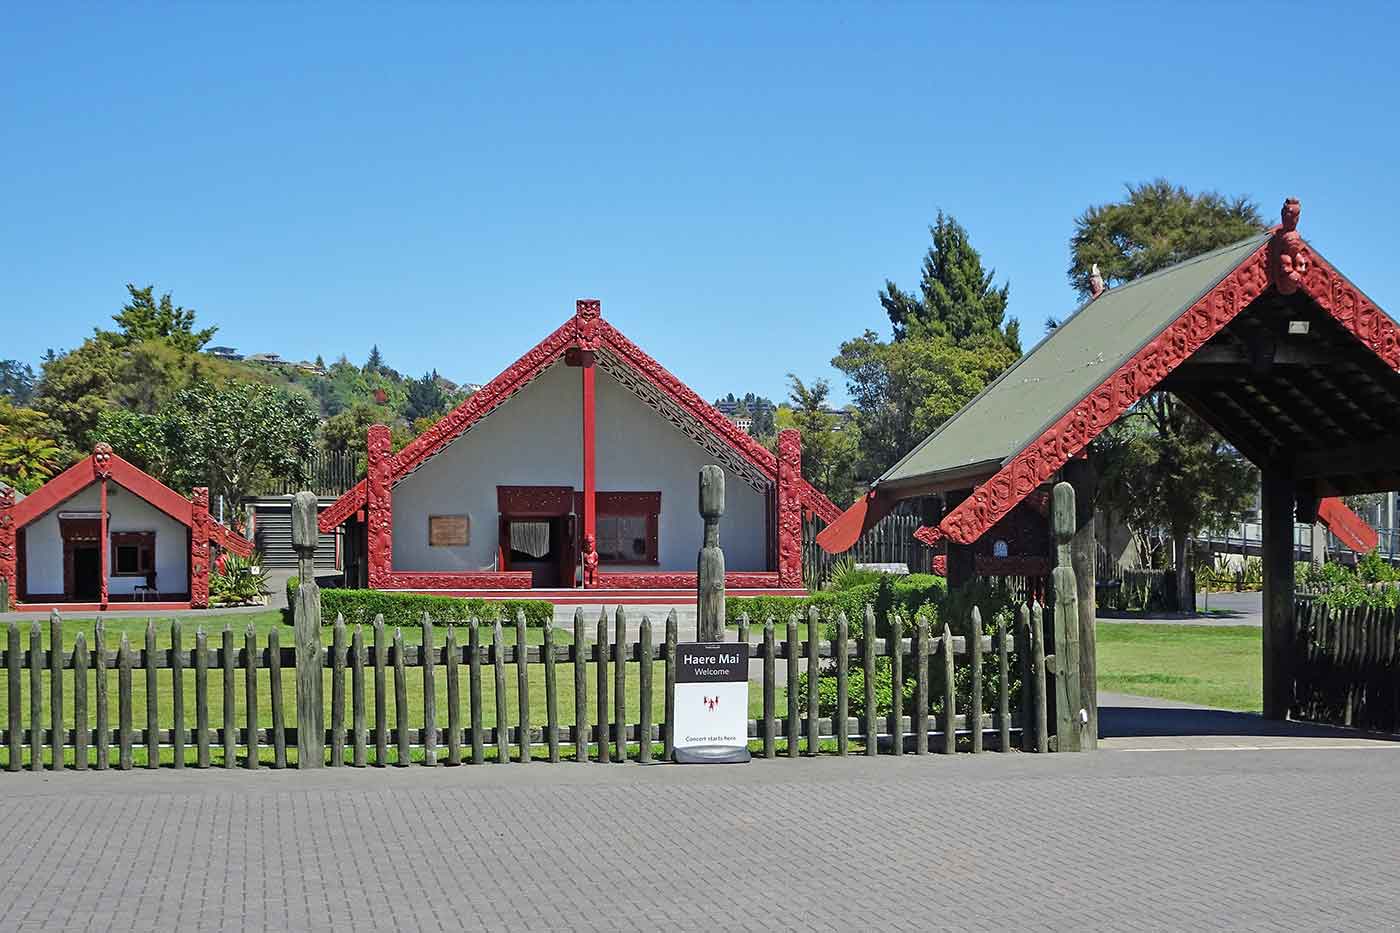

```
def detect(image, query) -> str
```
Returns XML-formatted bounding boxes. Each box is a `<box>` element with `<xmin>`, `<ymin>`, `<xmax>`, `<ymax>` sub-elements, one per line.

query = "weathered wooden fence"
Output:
<box><xmin>0</xmin><ymin>603</ymin><xmax>1054</xmax><ymax>770</ymax></box>
<box><xmin>1095</xmin><ymin>568</ymin><xmax>1195</xmax><ymax>613</ymax></box>
<box><xmin>1291</xmin><ymin>598</ymin><xmax>1400</xmax><ymax>733</ymax></box>
<box><xmin>802</xmin><ymin>510</ymin><xmax>934</xmax><ymax>588</ymax></box>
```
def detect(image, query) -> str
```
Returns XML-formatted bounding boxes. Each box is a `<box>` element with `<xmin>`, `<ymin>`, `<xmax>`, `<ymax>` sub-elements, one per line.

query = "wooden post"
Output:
<box><xmin>518</xmin><ymin>610</ymin><xmax>532</xmax><ymax>764</ymax></box>
<box><xmin>698</xmin><ymin>465</ymin><xmax>726</xmax><ymax>641</ymax></box>
<box><xmin>638</xmin><ymin>615</ymin><xmax>652</xmax><ymax>763</ymax></box>
<box><xmin>7</xmin><ymin>622</ymin><xmax>21</xmax><ymax>771</ymax></box>
<box><xmin>613</xmin><ymin>607</ymin><xmax>625</xmax><ymax>763</ymax></box>
<box><xmin>1052</xmin><ymin>481</ymin><xmax>1085</xmax><ymax>752</ymax></box>
<box><xmin>291</xmin><ymin>491</ymin><xmax>324</xmax><ymax>767</ymax></box>
<box><xmin>1029</xmin><ymin>603</ymin><xmax>1048</xmax><ymax>753</ymax></box>
<box><xmin>1261</xmin><ymin>471</ymin><xmax>1296</xmax><ymax>720</ymax></box>
<box><xmin>835</xmin><ymin>612</ymin><xmax>849</xmax><ymax>756</ymax></box>
<box><xmin>571</xmin><ymin>609</ymin><xmax>586</xmax><ymax>762</ymax></box>
<box><xmin>269</xmin><ymin>628</ymin><xmax>286</xmax><ymax>768</ymax></box>
<box><xmin>762</xmin><ymin>619</ymin><xmax>776</xmax><ymax>759</ymax></box>
<box><xmin>1062</xmin><ymin>457</ymin><xmax>1098</xmax><ymax>749</ymax></box>
<box><xmin>664</xmin><ymin>610</ymin><xmax>677</xmax><ymax>761</ymax></box>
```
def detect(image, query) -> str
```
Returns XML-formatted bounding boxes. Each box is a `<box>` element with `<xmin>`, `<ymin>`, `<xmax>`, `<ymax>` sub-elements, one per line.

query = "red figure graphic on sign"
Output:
<box><xmin>703</xmin><ymin>696</ymin><xmax>719</xmax><ymax>710</ymax></box>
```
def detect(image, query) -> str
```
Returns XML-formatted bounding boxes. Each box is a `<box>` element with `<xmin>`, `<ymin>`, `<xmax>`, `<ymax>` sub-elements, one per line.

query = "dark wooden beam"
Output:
<box><xmin>1260</xmin><ymin>471</ymin><xmax>1295</xmax><ymax>721</ymax></box>
<box><xmin>1291</xmin><ymin>440</ymin><xmax>1400</xmax><ymax>479</ymax></box>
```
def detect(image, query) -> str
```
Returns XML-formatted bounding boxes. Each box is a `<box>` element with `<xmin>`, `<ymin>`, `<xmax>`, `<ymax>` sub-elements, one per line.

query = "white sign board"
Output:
<box><xmin>672</xmin><ymin>642</ymin><xmax>751</xmax><ymax>763</ymax></box>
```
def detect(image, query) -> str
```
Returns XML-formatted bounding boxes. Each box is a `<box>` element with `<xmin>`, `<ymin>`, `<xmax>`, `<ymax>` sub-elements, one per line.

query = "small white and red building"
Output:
<box><xmin>318</xmin><ymin>300</ymin><xmax>841</xmax><ymax>601</ymax></box>
<box><xmin>0</xmin><ymin>443</ymin><xmax>252</xmax><ymax>611</ymax></box>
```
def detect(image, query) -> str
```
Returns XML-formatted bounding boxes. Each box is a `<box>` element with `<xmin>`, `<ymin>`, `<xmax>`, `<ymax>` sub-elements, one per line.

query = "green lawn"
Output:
<box><xmin>1096</xmin><ymin>622</ymin><xmax>1261</xmax><ymax>712</ymax></box>
<box><xmin>1</xmin><ymin>611</ymin><xmax>786</xmax><ymax>767</ymax></box>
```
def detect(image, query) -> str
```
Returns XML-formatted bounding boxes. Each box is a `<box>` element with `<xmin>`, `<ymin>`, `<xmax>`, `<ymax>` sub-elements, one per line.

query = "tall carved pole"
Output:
<box><xmin>292</xmin><ymin>491</ymin><xmax>325</xmax><ymax>767</ymax></box>
<box><xmin>0</xmin><ymin>485</ymin><xmax>15</xmax><ymax>611</ymax></box>
<box><xmin>1051</xmin><ymin>480</ymin><xmax>1085</xmax><ymax>752</ymax></box>
<box><xmin>775</xmin><ymin>429</ymin><xmax>803</xmax><ymax>589</ymax></box>
<box><xmin>697</xmin><ymin>465</ymin><xmax>726</xmax><ymax>641</ymax></box>
<box><xmin>190</xmin><ymin>487</ymin><xmax>212</xmax><ymax>610</ymax></box>
<box><xmin>365</xmin><ymin>423</ymin><xmax>393</xmax><ymax>588</ymax></box>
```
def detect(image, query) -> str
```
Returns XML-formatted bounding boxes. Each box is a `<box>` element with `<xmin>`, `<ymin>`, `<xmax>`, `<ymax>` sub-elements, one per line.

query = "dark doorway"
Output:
<box><xmin>501</xmin><ymin>517</ymin><xmax>563</xmax><ymax>588</ymax></box>
<box><xmin>72</xmin><ymin>546</ymin><xmax>100</xmax><ymax>601</ymax></box>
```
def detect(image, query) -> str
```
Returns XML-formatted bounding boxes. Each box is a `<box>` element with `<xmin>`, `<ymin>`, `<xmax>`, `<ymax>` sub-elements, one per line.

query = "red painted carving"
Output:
<box><xmin>366</xmin><ymin>424</ymin><xmax>394</xmax><ymax>588</ymax></box>
<box><xmin>1268</xmin><ymin>198</ymin><xmax>1308</xmax><ymax>295</ymax></box>
<box><xmin>595</xmin><ymin>571</ymin><xmax>783</xmax><ymax>589</ymax></box>
<box><xmin>575</xmin><ymin>298</ymin><xmax>602</xmax><ymax>351</ymax></box>
<box><xmin>190</xmin><ymin>486</ymin><xmax>211</xmax><ymax>609</ymax></box>
<box><xmin>92</xmin><ymin>442</ymin><xmax>113</xmax><ymax>477</ymax></box>
<box><xmin>582</xmin><ymin>533</ymin><xmax>599</xmax><ymax>587</ymax></box>
<box><xmin>1298</xmin><ymin>234</ymin><xmax>1400</xmax><ymax>371</ymax></box>
<box><xmin>384</xmin><ymin>571</ymin><xmax>533</xmax><ymax>590</ymax></box>
<box><xmin>318</xmin><ymin>303</ymin><xmax>842</xmax><ymax>534</ymax></box>
<box><xmin>1318</xmin><ymin>496</ymin><xmax>1378</xmax><ymax>553</ymax></box>
<box><xmin>0</xmin><ymin>485</ymin><xmax>16</xmax><ymax>600</ymax></box>
<box><xmin>930</xmin><ymin>554</ymin><xmax>947</xmax><ymax>576</ymax></box>
<box><xmin>210</xmin><ymin>522</ymin><xmax>254</xmax><ymax>558</ymax></box>
<box><xmin>776</xmin><ymin>429</ymin><xmax>803</xmax><ymax>588</ymax></box>
<box><xmin>939</xmin><ymin>240</ymin><xmax>1274</xmax><ymax>545</ymax></box>
<box><xmin>913</xmin><ymin>524</ymin><xmax>944</xmax><ymax>548</ymax></box>
<box><xmin>497</xmin><ymin>485</ymin><xmax>574</xmax><ymax>516</ymax></box>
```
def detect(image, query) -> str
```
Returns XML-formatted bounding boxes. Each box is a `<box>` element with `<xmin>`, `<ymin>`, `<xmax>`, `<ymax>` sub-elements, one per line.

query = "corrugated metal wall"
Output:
<box><xmin>249</xmin><ymin>496</ymin><xmax>339</xmax><ymax>570</ymax></box>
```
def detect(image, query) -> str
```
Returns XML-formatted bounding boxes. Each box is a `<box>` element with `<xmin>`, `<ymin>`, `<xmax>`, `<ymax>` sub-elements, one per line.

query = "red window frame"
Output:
<box><xmin>111</xmin><ymin>531</ymin><xmax>156</xmax><ymax>577</ymax></box>
<box><xmin>592</xmin><ymin>492</ymin><xmax>660</xmax><ymax>566</ymax></box>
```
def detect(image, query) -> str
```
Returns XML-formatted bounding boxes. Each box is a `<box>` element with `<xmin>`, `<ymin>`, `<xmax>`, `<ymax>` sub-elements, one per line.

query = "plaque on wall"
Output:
<box><xmin>429</xmin><ymin>514</ymin><xmax>469</xmax><ymax>547</ymax></box>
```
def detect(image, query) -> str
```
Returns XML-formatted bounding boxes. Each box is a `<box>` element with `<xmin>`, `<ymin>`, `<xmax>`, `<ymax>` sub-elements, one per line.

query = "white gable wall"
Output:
<box><xmin>390</xmin><ymin>360</ymin><xmax>769</xmax><ymax>574</ymax></box>
<box><xmin>24</xmin><ymin>482</ymin><xmax>189</xmax><ymax>596</ymax></box>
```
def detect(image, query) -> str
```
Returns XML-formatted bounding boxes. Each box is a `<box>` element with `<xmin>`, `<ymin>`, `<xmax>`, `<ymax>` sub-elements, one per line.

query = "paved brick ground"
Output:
<box><xmin>2</xmin><ymin>745</ymin><xmax>1399</xmax><ymax>932</ymax></box>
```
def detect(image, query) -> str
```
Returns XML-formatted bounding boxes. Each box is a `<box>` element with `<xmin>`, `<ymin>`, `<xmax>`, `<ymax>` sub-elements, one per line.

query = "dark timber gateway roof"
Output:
<box><xmin>818</xmin><ymin>199</ymin><xmax>1400</xmax><ymax>553</ymax></box>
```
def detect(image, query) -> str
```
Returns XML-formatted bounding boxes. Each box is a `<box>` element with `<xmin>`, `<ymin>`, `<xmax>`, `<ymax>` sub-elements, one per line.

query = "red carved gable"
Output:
<box><xmin>320</xmin><ymin>301</ymin><xmax>841</xmax><ymax>531</ymax></box>
<box><xmin>938</xmin><ymin>199</ymin><xmax>1400</xmax><ymax>546</ymax></box>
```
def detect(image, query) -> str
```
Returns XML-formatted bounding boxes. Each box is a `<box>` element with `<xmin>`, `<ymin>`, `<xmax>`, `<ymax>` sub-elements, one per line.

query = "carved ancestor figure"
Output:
<box><xmin>1268</xmin><ymin>197</ymin><xmax>1307</xmax><ymax>295</ymax></box>
<box><xmin>582</xmin><ymin>532</ymin><xmax>599</xmax><ymax>587</ymax></box>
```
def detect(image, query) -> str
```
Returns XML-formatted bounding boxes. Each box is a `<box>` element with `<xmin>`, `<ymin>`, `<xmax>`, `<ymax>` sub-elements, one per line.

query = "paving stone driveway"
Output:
<box><xmin>2</xmin><ymin>744</ymin><xmax>1399</xmax><ymax>932</ymax></box>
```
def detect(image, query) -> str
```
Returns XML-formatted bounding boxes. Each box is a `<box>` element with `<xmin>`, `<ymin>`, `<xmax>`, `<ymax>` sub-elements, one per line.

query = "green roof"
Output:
<box><xmin>877</xmin><ymin>232</ymin><xmax>1271</xmax><ymax>491</ymax></box>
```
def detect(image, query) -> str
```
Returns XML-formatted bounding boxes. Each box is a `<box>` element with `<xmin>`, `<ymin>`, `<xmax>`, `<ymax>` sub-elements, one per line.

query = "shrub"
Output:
<box><xmin>285</xmin><ymin>578</ymin><xmax>554</xmax><ymax>628</ymax></box>
<box><xmin>727</xmin><ymin>573</ymin><xmax>949</xmax><ymax>640</ymax></box>
<box><xmin>210</xmin><ymin>551</ymin><xmax>271</xmax><ymax>607</ymax></box>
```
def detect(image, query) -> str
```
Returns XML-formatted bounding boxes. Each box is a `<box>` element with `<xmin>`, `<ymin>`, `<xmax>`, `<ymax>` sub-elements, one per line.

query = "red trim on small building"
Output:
<box><xmin>0</xmin><ymin>445</ymin><xmax>251</xmax><ymax>610</ymax></box>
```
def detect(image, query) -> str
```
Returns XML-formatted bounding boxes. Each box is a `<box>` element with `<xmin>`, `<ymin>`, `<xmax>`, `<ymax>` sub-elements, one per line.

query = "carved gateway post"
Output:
<box><xmin>697</xmin><ymin>465</ymin><xmax>726</xmax><ymax>641</ymax></box>
<box><xmin>190</xmin><ymin>487</ymin><xmax>212</xmax><ymax>609</ymax></box>
<box><xmin>0</xmin><ymin>485</ymin><xmax>14</xmax><ymax>611</ymax></box>
<box><xmin>1051</xmin><ymin>480</ymin><xmax>1087</xmax><ymax>752</ymax></box>
<box><xmin>365</xmin><ymin>423</ymin><xmax>393</xmax><ymax>588</ymax></box>
<box><xmin>292</xmin><ymin>491</ymin><xmax>325</xmax><ymax>766</ymax></box>
<box><xmin>776</xmin><ymin>429</ymin><xmax>803</xmax><ymax>589</ymax></box>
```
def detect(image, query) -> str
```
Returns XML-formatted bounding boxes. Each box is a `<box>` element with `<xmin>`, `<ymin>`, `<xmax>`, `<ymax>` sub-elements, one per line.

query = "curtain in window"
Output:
<box><xmin>509</xmin><ymin>521</ymin><xmax>551</xmax><ymax>558</ymax></box>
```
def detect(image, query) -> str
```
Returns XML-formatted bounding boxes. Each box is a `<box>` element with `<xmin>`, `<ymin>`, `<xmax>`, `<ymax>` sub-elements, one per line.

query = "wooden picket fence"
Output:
<box><xmin>1291</xmin><ymin>598</ymin><xmax>1400</xmax><ymax>733</ymax></box>
<box><xmin>0</xmin><ymin>603</ymin><xmax>1053</xmax><ymax>770</ymax></box>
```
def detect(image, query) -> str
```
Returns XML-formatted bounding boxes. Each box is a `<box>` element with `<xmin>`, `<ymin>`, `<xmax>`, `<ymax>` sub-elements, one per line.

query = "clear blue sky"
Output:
<box><xmin>4</xmin><ymin>4</ymin><xmax>1397</xmax><ymax>405</ymax></box>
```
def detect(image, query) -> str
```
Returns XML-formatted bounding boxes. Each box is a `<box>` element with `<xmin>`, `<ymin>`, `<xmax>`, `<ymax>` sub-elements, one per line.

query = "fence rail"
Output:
<box><xmin>2</xmin><ymin>603</ymin><xmax>1050</xmax><ymax>770</ymax></box>
<box><xmin>1291</xmin><ymin>598</ymin><xmax>1400</xmax><ymax>733</ymax></box>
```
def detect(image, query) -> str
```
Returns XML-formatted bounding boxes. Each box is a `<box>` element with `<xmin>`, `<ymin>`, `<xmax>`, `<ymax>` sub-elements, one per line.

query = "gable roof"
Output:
<box><xmin>820</xmin><ymin>198</ymin><xmax>1400</xmax><ymax>552</ymax></box>
<box><xmin>878</xmin><ymin>233</ymin><xmax>1272</xmax><ymax>493</ymax></box>
<box><xmin>320</xmin><ymin>301</ymin><xmax>842</xmax><ymax>531</ymax></box>
<box><xmin>11</xmin><ymin>445</ymin><xmax>252</xmax><ymax>556</ymax></box>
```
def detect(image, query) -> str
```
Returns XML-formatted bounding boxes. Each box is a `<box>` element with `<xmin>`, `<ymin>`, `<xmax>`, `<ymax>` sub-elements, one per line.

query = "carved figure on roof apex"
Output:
<box><xmin>1269</xmin><ymin>197</ymin><xmax>1308</xmax><ymax>296</ymax></box>
<box><xmin>92</xmin><ymin>442</ymin><xmax>113</xmax><ymax>477</ymax></box>
<box><xmin>576</xmin><ymin>298</ymin><xmax>602</xmax><ymax>350</ymax></box>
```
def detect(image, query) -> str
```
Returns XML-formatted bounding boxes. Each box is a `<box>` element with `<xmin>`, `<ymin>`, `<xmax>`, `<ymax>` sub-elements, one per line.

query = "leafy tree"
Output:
<box><xmin>320</xmin><ymin>402</ymin><xmax>413</xmax><ymax>470</ymax></box>
<box><xmin>782</xmin><ymin>375</ymin><xmax>858</xmax><ymax>507</ymax></box>
<box><xmin>405</xmin><ymin>370</ymin><xmax>450</xmax><ymax>422</ymax></box>
<box><xmin>1094</xmin><ymin>395</ymin><xmax>1257</xmax><ymax>602</ymax></box>
<box><xmin>0</xmin><ymin>361</ymin><xmax>36</xmax><ymax>405</ymax></box>
<box><xmin>834</xmin><ymin>330</ymin><xmax>1017</xmax><ymax>480</ymax></box>
<box><xmin>836</xmin><ymin>211</ymin><xmax>1021</xmax><ymax>481</ymax></box>
<box><xmin>0</xmin><ymin>429</ymin><xmax>64</xmax><ymax>493</ymax></box>
<box><xmin>1074</xmin><ymin>181</ymin><xmax>1267</xmax><ymax>604</ymax></box>
<box><xmin>111</xmin><ymin>284</ymin><xmax>217</xmax><ymax>352</ymax></box>
<box><xmin>1069</xmin><ymin>180</ymin><xmax>1265</xmax><ymax>298</ymax></box>
<box><xmin>93</xmin><ymin>381</ymin><xmax>319</xmax><ymax>506</ymax></box>
<box><xmin>364</xmin><ymin>345</ymin><xmax>385</xmax><ymax>375</ymax></box>
<box><xmin>880</xmin><ymin>212</ymin><xmax>1020</xmax><ymax>352</ymax></box>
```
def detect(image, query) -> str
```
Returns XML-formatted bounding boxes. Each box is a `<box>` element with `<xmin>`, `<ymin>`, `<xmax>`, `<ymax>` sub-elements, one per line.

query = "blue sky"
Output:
<box><xmin>3</xmin><ymin>4</ymin><xmax>1397</xmax><ymax>405</ymax></box>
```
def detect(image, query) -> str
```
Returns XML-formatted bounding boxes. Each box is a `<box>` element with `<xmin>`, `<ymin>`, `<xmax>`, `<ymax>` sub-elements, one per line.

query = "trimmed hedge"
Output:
<box><xmin>286</xmin><ymin>578</ymin><xmax>554</xmax><ymax>628</ymax></box>
<box><xmin>727</xmin><ymin>573</ymin><xmax>949</xmax><ymax>639</ymax></box>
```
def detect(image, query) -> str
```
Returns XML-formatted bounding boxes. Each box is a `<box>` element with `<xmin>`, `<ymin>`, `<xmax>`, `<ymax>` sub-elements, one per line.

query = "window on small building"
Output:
<box><xmin>111</xmin><ymin>532</ymin><xmax>155</xmax><ymax>576</ymax></box>
<box><xmin>595</xmin><ymin>493</ymin><xmax>660</xmax><ymax>565</ymax></box>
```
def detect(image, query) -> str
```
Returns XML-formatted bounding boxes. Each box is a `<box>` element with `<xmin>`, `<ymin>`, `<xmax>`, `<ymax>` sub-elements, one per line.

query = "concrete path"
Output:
<box><xmin>2</xmin><ymin>742</ymin><xmax>1399</xmax><ymax>931</ymax></box>
<box><xmin>1098</xmin><ymin>589</ymin><xmax>1262</xmax><ymax>626</ymax></box>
